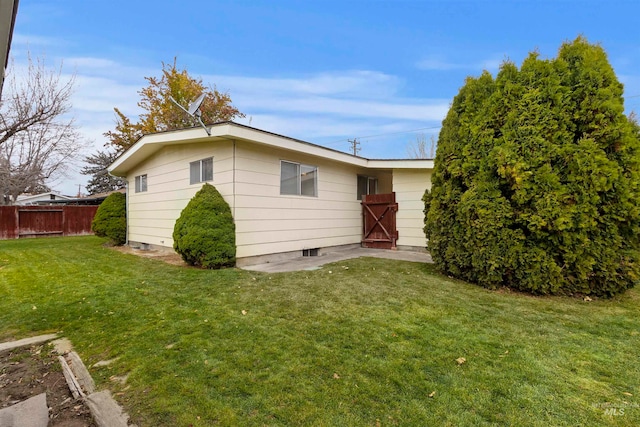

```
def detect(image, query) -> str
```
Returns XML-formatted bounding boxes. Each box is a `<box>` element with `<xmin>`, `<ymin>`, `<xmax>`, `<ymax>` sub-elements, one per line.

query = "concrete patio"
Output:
<box><xmin>241</xmin><ymin>247</ymin><xmax>432</xmax><ymax>273</ymax></box>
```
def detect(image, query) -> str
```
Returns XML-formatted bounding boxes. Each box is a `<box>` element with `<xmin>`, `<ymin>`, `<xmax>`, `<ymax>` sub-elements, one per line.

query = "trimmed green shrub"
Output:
<box><xmin>424</xmin><ymin>37</ymin><xmax>640</xmax><ymax>297</ymax></box>
<box><xmin>91</xmin><ymin>192</ymin><xmax>126</xmax><ymax>245</ymax></box>
<box><xmin>173</xmin><ymin>183</ymin><xmax>236</xmax><ymax>268</ymax></box>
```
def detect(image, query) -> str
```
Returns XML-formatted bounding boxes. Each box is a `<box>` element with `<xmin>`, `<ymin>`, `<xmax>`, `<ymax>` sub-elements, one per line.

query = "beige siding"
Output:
<box><xmin>126</xmin><ymin>139</ymin><xmax>367</xmax><ymax>259</ymax></box>
<box><xmin>233</xmin><ymin>142</ymin><xmax>363</xmax><ymax>258</ymax></box>
<box><xmin>377</xmin><ymin>170</ymin><xmax>393</xmax><ymax>194</ymax></box>
<box><xmin>123</xmin><ymin>135</ymin><xmax>433</xmax><ymax>261</ymax></box>
<box><xmin>393</xmin><ymin>169</ymin><xmax>431</xmax><ymax>248</ymax></box>
<box><xmin>127</xmin><ymin>141</ymin><xmax>234</xmax><ymax>247</ymax></box>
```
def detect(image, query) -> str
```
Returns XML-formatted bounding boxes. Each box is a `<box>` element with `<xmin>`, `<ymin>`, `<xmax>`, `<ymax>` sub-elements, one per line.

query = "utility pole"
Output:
<box><xmin>348</xmin><ymin>138</ymin><xmax>361</xmax><ymax>156</ymax></box>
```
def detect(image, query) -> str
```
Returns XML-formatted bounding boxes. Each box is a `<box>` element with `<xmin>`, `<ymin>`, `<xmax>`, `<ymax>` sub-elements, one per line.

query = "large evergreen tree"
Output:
<box><xmin>424</xmin><ymin>37</ymin><xmax>640</xmax><ymax>297</ymax></box>
<box><xmin>80</xmin><ymin>150</ymin><xmax>125</xmax><ymax>195</ymax></box>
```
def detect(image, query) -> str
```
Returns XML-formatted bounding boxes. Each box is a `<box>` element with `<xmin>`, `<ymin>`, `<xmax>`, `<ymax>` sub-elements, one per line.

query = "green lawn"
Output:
<box><xmin>0</xmin><ymin>236</ymin><xmax>638</xmax><ymax>426</ymax></box>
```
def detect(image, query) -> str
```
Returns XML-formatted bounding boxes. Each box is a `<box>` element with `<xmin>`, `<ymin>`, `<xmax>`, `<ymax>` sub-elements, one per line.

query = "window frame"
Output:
<box><xmin>280</xmin><ymin>160</ymin><xmax>318</xmax><ymax>197</ymax></box>
<box><xmin>135</xmin><ymin>174</ymin><xmax>147</xmax><ymax>193</ymax></box>
<box><xmin>190</xmin><ymin>157</ymin><xmax>214</xmax><ymax>185</ymax></box>
<box><xmin>357</xmin><ymin>175</ymin><xmax>378</xmax><ymax>200</ymax></box>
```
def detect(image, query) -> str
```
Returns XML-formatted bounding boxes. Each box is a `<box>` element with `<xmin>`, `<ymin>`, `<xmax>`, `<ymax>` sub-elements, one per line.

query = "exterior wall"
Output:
<box><xmin>393</xmin><ymin>169</ymin><xmax>431</xmax><ymax>248</ymax></box>
<box><xmin>233</xmin><ymin>142</ymin><xmax>364</xmax><ymax>258</ymax></box>
<box><xmin>125</xmin><ymin>139</ymin><xmax>370</xmax><ymax>260</ymax></box>
<box><xmin>376</xmin><ymin>171</ymin><xmax>393</xmax><ymax>194</ymax></box>
<box><xmin>123</xmin><ymin>135</ymin><xmax>432</xmax><ymax>261</ymax></box>
<box><xmin>126</xmin><ymin>140</ymin><xmax>234</xmax><ymax>248</ymax></box>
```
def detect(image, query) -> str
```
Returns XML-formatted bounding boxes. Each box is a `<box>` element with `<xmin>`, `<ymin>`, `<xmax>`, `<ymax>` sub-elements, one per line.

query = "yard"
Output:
<box><xmin>0</xmin><ymin>236</ymin><xmax>638</xmax><ymax>426</ymax></box>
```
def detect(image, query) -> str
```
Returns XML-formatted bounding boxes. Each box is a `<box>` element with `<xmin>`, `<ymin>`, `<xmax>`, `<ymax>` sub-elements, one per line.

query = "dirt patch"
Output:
<box><xmin>0</xmin><ymin>344</ymin><xmax>96</xmax><ymax>426</ymax></box>
<box><xmin>110</xmin><ymin>245</ymin><xmax>188</xmax><ymax>267</ymax></box>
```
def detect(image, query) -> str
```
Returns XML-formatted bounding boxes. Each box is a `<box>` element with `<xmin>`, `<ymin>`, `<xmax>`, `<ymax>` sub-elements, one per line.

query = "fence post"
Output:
<box><xmin>14</xmin><ymin>206</ymin><xmax>19</xmax><ymax>239</ymax></box>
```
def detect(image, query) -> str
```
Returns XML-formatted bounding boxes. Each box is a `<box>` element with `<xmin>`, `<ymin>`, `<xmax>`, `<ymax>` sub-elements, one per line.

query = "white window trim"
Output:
<box><xmin>190</xmin><ymin>157</ymin><xmax>214</xmax><ymax>185</ymax></box>
<box><xmin>135</xmin><ymin>174</ymin><xmax>147</xmax><ymax>193</ymax></box>
<box><xmin>280</xmin><ymin>160</ymin><xmax>318</xmax><ymax>197</ymax></box>
<box><xmin>357</xmin><ymin>175</ymin><xmax>378</xmax><ymax>200</ymax></box>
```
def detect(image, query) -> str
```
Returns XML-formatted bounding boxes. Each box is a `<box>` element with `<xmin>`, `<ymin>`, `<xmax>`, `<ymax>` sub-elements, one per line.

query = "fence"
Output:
<box><xmin>0</xmin><ymin>205</ymin><xmax>99</xmax><ymax>240</ymax></box>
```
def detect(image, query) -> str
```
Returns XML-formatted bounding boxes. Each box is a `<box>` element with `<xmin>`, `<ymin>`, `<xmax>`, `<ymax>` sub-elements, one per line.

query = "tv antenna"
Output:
<box><xmin>169</xmin><ymin>93</ymin><xmax>211</xmax><ymax>136</ymax></box>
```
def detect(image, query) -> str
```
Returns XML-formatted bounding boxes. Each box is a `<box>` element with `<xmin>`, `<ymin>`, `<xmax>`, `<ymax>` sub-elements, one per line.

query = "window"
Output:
<box><xmin>190</xmin><ymin>157</ymin><xmax>213</xmax><ymax>184</ymax></box>
<box><xmin>280</xmin><ymin>160</ymin><xmax>317</xmax><ymax>197</ymax></box>
<box><xmin>135</xmin><ymin>174</ymin><xmax>147</xmax><ymax>193</ymax></box>
<box><xmin>357</xmin><ymin>175</ymin><xmax>378</xmax><ymax>200</ymax></box>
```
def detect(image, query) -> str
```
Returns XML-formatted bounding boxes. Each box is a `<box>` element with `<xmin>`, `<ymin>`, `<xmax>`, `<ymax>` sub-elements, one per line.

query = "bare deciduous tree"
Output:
<box><xmin>0</xmin><ymin>55</ymin><xmax>84</xmax><ymax>205</ymax></box>
<box><xmin>406</xmin><ymin>133</ymin><xmax>437</xmax><ymax>159</ymax></box>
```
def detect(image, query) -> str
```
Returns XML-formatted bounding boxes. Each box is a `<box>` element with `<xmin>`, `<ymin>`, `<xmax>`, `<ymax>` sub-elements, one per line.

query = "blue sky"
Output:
<box><xmin>9</xmin><ymin>0</ymin><xmax>640</xmax><ymax>195</ymax></box>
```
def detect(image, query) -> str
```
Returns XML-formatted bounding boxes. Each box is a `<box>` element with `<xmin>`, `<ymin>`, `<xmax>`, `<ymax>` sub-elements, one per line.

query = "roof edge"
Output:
<box><xmin>109</xmin><ymin>121</ymin><xmax>434</xmax><ymax>176</ymax></box>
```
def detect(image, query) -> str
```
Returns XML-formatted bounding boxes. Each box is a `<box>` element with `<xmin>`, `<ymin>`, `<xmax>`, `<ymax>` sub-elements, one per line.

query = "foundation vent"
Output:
<box><xmin>302</xmin><ymin>248</ymin><xmax>319</xmax><ymax>257</ymax></box>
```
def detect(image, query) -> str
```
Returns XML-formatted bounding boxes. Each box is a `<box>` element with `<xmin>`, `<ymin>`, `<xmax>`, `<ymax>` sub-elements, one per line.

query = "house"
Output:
<box><xmin>38</xmin><ymin>189</ymin><xmax>127</xmax><ymax>206</ymax></box>
<box><xmin>108</xmin><ymin>122</ymin><xmax>433</xmax><ymax>266</ymax></box>
<box><xmin>0</xmin><ymin>0</ymin><xmax>19</xmax><ymax>96</ymax></box>
<box><xmin>15</xmin><ymin>191</ymin><xmax>74</xmax><ymax>205</ymax></box>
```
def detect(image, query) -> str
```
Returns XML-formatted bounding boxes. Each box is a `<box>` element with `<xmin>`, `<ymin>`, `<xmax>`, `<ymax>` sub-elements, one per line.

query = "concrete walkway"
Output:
<box><xmin>242</xmin><ymin>247</ymin><xmax>432</xmax><ymax>273</ymax></box>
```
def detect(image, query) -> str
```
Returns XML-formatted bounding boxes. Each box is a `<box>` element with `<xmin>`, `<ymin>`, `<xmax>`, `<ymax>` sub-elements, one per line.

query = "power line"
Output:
<box><xmin>324</xmin><ymin>125</ymin><xmax>442</xmax><ymax>147</ymax></box>
<box><xmin>354</xmin><ymin>125</ymin><xmax>442</xmax><ymax>141</ymax></box>
<box><xmin>348</xmin><ymin>138</ymin><xmax>361</xmax><ymax>156</ymax></box>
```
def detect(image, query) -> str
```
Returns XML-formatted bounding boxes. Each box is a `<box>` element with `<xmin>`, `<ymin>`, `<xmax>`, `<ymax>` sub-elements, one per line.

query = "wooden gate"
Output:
<box><xmin>362</xmin><ymin>193</ymin><xmax>398</xmax><ymax>249</ymax></box>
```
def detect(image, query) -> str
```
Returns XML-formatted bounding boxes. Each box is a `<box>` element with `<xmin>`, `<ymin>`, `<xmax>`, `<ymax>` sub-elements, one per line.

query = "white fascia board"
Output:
<box><xmin>366</xmin><ymin>159</ymin><xmax>434</xmax><ymax>169</ymax></box>
<box><xmin>108</xmin><ymin>122</ymin><xmax>434</xmax><ymax>176</ymax></box>
<box><xmin>224</xmin><ymin>124</ymin><xmax>370</xmax><ymax>168</ymax></box>
<box><xmin>108</xmin><ymin>127</ymin><xmax>214</xmax><ymax>176</ymax></box>
<box><xmin>0</xmin><ymin>0</ymin><xmax>18</xmax><ymax>93</ymax></box>
<box><xmin>109</xmin><ymin>123</ymin><xmax>368</xmax><ymax>176</ymax></box>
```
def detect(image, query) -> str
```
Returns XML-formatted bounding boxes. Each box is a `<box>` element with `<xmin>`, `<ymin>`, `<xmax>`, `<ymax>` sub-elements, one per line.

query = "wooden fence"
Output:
<box><xmin>0</xmin><ymin>205</ymin><xmax>99</xmax><ymax>240</ymax></box>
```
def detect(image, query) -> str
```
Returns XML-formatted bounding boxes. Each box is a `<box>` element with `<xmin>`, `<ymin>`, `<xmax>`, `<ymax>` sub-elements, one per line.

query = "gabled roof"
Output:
<box><xmin>15</xmin><ymin>192</ymin><xmax>73</xmax><ymax>204</ymax></box>
<box><xmin>109</xmin><ymin>121</ymin><xmax>433</xmax><ymax>177</ymax></box>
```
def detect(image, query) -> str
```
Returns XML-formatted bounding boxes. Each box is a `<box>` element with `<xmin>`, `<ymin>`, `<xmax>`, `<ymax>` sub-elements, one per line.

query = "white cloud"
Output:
<box><xmin>11</xmin><ymin>33</ymin><xmax>60</xmax><ymax>48</ymax></box>
<box><xmin>478</xmin><ymin>58</ymin><xmax>503</xmax><ymax>72</ymax></box>
<box><xmin>72</xmin><ymin>75</ymin><xmax>141</xmax><ymax>115</ymax></box>
<box><xmin>237</xmin><ymin>95</ymin><xmax>448</xmax><ymax>121</ymax></box>
<box><xmin>417</xmin><ymin>54</ymin><xmax>505</xmax><ymax>73</ymax></box>
<box><xmin>203</xmin><ymin>70</ymin><xmax>449</xmax><ymax>160</ymax></box>
<box><xmin>207</xmin><ymin>71</ymin><xmax>448</xmax><ymax>123</ymax></box>
<box><xmin>416</xmin><ymin>56</ymin><xmax>461</xmax><ymax>71</ymax></box>
<box><xmin>209</xmin><ymin>70</ymin><xmax>402</xmax><ymax>99</ymax></box>
<box><xmin>7</xmin><ymin>54</ymin><xmax>450</xmax><ymax>194</ymax></box>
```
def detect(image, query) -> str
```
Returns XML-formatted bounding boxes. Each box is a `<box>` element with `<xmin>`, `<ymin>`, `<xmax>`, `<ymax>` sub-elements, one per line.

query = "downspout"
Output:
<box><xmin>124</xmin><ymin>179</ymin><xmax>129</xmax><ymax>245</ymax></box>
<box><xmin>108</xmin><ymin>171</ymin><xmax>129</xmax><ymax>245</ymax></box>
<box><xmin>232</xmin><ymin>139</ymin><xmax>236</xmax><ymax>218</ymax></box>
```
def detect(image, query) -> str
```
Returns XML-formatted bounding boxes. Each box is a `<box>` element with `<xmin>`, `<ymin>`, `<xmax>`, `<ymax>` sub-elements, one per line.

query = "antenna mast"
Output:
<box><xmin>169</xmin><ymin>94</ymin><xmax>211</xmax><ymax>136</ymax></box>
